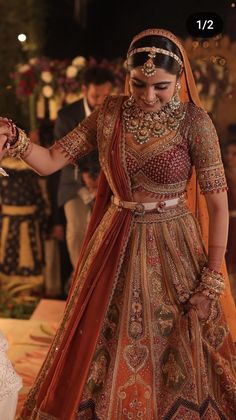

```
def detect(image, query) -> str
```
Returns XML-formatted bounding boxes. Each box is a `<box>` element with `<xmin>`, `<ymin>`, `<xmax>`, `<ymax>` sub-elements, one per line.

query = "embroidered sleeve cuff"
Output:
<box><xmin>197</xmin><ymin>164</ymin><xmax>228</xmax><ymax>194</ymax></box>
<box><xmin>52</xmin><ymin>125</ymin><xmax>96</xmax><ymax>164</ymax></box>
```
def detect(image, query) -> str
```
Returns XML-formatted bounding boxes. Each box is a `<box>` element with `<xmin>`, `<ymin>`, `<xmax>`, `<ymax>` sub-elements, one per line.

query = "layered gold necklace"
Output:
<box><xmin>122</xmin><ymin>96</ymin><xmax>185</xmax><ymax>144</ymax></box>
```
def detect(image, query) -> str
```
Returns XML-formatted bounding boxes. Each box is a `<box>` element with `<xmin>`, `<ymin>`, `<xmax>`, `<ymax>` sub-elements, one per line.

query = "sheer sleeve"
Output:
<box><xmin>51</xmin><ymin>108</ymin><xmax>98</xmax><ymax>164</ymax></box>
<box><xmin>188</xmin><ymin>104</ymin><xmax>227</xmax><ymax>194</ymax></box>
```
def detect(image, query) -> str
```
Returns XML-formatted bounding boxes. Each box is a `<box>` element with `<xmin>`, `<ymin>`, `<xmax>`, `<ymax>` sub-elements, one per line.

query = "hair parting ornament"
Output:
<box><xmin>127</xmin><ymin>28</ymin><xmax>184</xmax><ymax>77</ymax></box>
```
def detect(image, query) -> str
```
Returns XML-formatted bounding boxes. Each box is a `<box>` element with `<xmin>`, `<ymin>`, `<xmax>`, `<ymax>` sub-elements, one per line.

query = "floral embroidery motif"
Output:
<box><xmin>117</xmin><ymin>375</ymin><xmax>152</xmax><ymax>419</ymax></box>
<box><xmin>128</xmin><ymin>251</ymin><xmax>144</xmax><ymax>340</ymax></box>
<box><xmin>205</xmin><ymin>324</ymin><xmax>229</xmax><ymax>350</ymax></box>
<box><xmin>123</xmin><ymin>344</ymin><xmax>149</xmax><ymax>373</ymax></box>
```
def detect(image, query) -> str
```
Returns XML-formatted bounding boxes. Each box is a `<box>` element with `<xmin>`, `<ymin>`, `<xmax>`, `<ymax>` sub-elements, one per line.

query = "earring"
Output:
<box><xmin>176</xmin><ymin>81</ymin><xmax>181</xmax><ymax>92</ymax></box>
<box><xmin>169</xmin><ymin>82</ymin><xmax>181</xmax><ymax>109</ymax></box>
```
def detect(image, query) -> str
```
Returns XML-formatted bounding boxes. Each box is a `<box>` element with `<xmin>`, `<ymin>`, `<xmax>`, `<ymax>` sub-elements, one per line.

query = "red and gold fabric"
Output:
<box><xmin>19</xmin><ymin>29</ymin><xmax>236</xmax><ymax>420</ymax></box>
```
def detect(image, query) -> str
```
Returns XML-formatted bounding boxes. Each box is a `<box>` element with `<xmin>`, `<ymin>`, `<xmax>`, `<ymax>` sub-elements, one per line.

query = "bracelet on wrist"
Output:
<box><xmin>194</xmin><ymin>266</ymin><xmax>224</xmax><ymax>299</ymax></box>
<box><xmin>6</xmin><ymin>128</ymin><xmax>31</xmax><ymax>159</ymax></box>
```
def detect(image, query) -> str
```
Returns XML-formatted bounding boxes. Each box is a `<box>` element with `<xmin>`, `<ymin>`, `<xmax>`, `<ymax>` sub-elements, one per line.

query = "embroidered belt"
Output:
<box><xmin>111</xmin><ymin>195</ymin><xmax>184</xmax><ymax>215</ymax></box>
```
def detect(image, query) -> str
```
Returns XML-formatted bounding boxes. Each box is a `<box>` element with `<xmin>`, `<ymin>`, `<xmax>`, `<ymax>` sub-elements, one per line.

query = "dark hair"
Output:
<box><xmin>83</xmin><ymin>66</ymin><xmax>115</xmax><ymax>86</ymax></box>
<box><xmin>127</xmin><ymin>35</ymin><xmax>182</xmax><ymax>76</ymax></box>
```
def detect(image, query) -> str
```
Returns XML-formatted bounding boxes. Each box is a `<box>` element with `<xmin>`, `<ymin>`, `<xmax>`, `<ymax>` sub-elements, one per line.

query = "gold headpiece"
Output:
<box><xmin>127</xmin><ymin>46</ymin><xmax>183</xmax><ymax>77</ymax></box>
<box><xmin>127</xmin><ymin>28</ymin><xmax>184</xmax><ymax>77</ymax></box>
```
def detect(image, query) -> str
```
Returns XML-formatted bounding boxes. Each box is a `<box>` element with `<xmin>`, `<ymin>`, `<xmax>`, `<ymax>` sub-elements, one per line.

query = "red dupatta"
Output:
<box><xmin>19</xmin><ymin>97</ymin><xmax>132</xmax><ymax>419</ymax></box>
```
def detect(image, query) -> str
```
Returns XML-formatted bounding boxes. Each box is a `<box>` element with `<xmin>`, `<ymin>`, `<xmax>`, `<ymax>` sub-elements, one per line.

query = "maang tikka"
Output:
<box><xmin>127</xmin><ymin>46</ymin><xmax>183</xmax><ymax>78</ymax></box>
<box><xmin>142</xmin><ymin>47</ymin><xmax>157</xmax><ymax>77</ymax></box>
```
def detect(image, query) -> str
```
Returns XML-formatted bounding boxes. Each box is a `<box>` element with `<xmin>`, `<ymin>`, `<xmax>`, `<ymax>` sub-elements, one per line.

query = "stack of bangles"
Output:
<box><xmin>4</xmin><ymin>123</ymin><xmax>32</xmax><ymax>159</ymax></box>
<box><xmin>194</xmin><ymin>266</ymin><xmax>225</xmax><ymax>323</ymax></box>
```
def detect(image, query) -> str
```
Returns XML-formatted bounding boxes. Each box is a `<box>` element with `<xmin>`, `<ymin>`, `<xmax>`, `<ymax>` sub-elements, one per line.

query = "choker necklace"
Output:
<box><xmin>122</xmin><ymin>96</ymin><xmax>185</xmax><ymax>145</ymax></box>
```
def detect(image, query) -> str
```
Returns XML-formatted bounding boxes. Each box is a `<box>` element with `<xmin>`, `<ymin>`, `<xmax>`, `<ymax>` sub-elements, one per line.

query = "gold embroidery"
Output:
<box><xmin>117</xmin><ymin>375</ymin><xmax>152</xmax><ymax>419</ymax></box>
<box><xmin>188</xmin><ymin>103</ymin><xmax>227</xmax><ymax>194</ymax></box>
<box><xmin>52</xmin><ymin>108</ymin><xmax>98</xmax><ymax>163</ymax></box>
<box><xmin>205</xmin><ymin>323</ymin><xmax>229</xmax><ymax>350</ymax></box>
<box><xmin>97</xmin><ymin>95</ymin><xmax>125</xmax><ymax>195</ymax></box>
<box><xmin>123</xmin><ymin>344</ymin><xmax>149</xmax><ymax>373</ymax></box>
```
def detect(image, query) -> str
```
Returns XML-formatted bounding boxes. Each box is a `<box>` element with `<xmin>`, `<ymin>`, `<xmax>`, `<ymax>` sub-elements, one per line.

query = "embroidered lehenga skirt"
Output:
<box><xmin>78</xmin><ymin>203</ymin><xmax>236</xmax><ymax>419</ymax></box>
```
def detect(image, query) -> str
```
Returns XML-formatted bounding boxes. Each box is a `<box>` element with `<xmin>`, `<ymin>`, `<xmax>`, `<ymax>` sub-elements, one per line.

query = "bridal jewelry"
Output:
<box><xmin>123</xmin><ymin>95</ymin><xmax>185</xmax><ymax>144</ymax></box>
<box><xmin>6</xmin><ymin>128</ymin><xmax>31</xmax><ymax>158</ymax></box>
<box><xmin>127</xmin><ymin>46</ymin><xmax>183</xmax><ymax>78</ymax></box>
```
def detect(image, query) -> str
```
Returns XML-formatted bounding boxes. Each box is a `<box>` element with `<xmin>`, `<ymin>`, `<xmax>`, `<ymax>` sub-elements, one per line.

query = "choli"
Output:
<box><xmin>124</xmin><ymin>102</ymin><xmax>227</xmax><ymax>198</ymax></box>
<box><xmin>53</xmin><ymin>96</ymin><xmax>227</xmax><ymax>198</ymax></box>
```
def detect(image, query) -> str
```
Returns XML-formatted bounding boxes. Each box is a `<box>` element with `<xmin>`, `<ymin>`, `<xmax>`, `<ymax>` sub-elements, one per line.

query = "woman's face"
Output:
<box><xmin>224</xmin><ymin>144</ymin><xmax>236</xmax><ymax>168</ymax></box>
<box><xmin>129</xmin><ymin>67</ymin><xmax>177</xmax><ymax>112</ymax></box>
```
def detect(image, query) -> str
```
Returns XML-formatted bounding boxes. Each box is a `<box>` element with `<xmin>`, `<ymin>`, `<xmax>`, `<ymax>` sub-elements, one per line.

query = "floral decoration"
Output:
<box><xmin>10</xmin><ymin>55</ymin><xmax>126</xmax><ymax>127</ymax></box>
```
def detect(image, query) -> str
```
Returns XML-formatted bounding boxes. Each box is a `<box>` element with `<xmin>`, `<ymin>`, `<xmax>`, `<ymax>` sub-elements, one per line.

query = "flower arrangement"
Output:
<box><xmin>11</xmin><ymin>55</ymin><xmax>126</xmax><ymax>128</ymax></box>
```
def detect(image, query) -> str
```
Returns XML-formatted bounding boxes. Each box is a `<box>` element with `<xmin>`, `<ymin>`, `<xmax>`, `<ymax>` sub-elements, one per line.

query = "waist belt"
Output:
<box><xmin>111</xmin><ymin>195</ymin><xmax>184</xmax><ymax>215</ymax></box>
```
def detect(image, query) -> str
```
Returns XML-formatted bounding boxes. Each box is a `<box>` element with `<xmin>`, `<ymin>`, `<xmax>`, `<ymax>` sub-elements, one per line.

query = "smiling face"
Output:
<box><xmin>129</xmin><ymin>67</ymin><xmax>177</xmax><ymax>112</ymax></box>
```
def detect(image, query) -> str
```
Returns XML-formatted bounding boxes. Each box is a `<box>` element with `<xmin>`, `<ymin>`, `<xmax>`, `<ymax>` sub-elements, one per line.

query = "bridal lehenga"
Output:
<box><xmin>19</xmin><ymin>29</ymin><xmax>236</xmax><ymax>420</ymax></box>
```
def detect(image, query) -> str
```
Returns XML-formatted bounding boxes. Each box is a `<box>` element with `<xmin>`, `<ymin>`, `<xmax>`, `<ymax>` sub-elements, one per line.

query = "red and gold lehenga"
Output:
<box><xmin>19</xmin><ymin>31</ymin><xmax>236</xmax><ymax>420</ymax></box>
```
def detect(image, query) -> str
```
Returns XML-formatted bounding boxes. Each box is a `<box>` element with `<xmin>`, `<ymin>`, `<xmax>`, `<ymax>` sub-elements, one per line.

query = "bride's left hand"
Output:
<box><xmin>189</xmin><ymin>292</ymin><xmax>211</xmax><ymax>321</ymax></box>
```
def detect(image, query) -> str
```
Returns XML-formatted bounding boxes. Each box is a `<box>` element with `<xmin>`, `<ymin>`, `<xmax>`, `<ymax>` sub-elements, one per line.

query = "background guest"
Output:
<box><xmin>55</xmin><ymin>66</ymin><xmax>114</xmax><ymax>273</ymax></box>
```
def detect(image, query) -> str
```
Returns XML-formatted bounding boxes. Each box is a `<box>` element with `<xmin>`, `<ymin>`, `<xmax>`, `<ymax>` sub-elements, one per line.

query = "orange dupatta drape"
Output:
<box><xmin>19</xmin><ymin>100</ymin><xmax>134</xmax><ymax>419</ymax></box>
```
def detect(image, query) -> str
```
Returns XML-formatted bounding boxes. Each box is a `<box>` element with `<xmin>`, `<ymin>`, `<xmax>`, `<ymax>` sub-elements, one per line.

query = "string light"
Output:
<box><xmin>18</xmin><ymin>34</ymin><xmax>27</xmax><ymax>42</ymax></box>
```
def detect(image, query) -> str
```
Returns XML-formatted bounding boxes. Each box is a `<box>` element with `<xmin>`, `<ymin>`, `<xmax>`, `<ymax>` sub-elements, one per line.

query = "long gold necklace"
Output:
<box><xmin>122</xmin><ymin>96</ymin><xmax>185</xmax><ymax>144</ymax></box>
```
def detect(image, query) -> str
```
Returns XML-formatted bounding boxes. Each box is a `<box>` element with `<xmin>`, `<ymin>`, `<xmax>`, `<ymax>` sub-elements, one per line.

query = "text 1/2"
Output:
<box><xmin>196</xmin><ymin>20</ymin><xmax>214</xmax><ymax>30</ymax></box>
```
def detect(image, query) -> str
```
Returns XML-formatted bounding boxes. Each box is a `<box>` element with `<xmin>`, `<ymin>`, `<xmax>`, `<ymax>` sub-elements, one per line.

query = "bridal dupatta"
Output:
<box><xmin>19</xmin><ymin>96</ymin><xmax>136</xmax><ymax>419</ymax></box>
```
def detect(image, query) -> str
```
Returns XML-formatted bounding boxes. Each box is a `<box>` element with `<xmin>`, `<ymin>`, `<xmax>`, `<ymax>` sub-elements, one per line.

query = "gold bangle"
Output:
<box><xmin>195</xmin><ymin>266</ymin><xmax>225</xmax><ymax>298</ymax></box>
<box><xmin>7</xmin><ymin>128</ymin><xmax>31</xmax><ymax>158</ymax></box>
